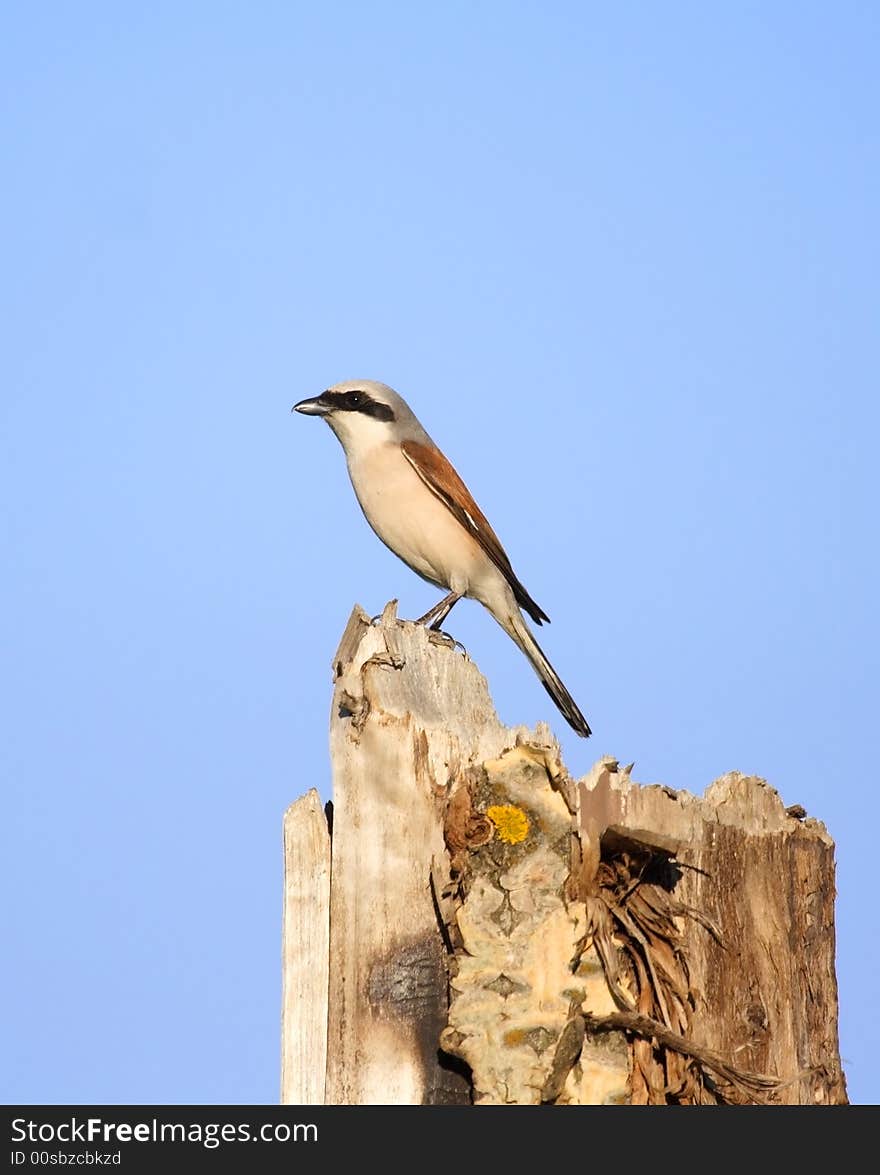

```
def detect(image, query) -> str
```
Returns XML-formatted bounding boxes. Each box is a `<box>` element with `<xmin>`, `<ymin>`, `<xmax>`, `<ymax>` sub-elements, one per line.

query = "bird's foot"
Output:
<box><xmin>427</xmin><ymin>628</ymin><xmax>467</xmax><ymax>655</ymax></box>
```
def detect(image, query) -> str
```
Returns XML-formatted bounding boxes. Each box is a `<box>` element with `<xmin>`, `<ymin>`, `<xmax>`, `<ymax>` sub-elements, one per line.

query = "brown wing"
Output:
<box><xmin>401</xmin><ymin>439</ymin><xmax>549</xmax><ymax>625</ymax></box>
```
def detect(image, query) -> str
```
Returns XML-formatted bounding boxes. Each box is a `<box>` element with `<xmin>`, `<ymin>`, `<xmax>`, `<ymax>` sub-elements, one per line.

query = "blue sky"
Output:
<box><xmin>2</xmin><ymin>2</ymin><xmax>877</xmax><ymax>1104</ymax></box>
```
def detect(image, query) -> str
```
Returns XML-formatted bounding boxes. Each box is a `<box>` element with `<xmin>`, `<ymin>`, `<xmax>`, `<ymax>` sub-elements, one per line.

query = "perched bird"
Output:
<box><xmin>293</xmin><ymin>380</ymin><xmax>591</xmax><ymax>737</ymax></box>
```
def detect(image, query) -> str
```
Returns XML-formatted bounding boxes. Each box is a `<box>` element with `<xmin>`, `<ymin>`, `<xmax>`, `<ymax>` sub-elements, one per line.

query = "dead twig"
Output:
<box><xmin>583</xmin><ymin>1010</ymin><xmax>781</xmax><ymax>1103</ymax></box>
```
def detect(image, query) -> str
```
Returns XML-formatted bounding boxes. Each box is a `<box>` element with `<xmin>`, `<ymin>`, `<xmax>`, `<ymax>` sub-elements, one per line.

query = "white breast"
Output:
<box><xmin>344</xmin><ymin>441</ymin><xmax>489</xmax><ymax>596</ymax></box>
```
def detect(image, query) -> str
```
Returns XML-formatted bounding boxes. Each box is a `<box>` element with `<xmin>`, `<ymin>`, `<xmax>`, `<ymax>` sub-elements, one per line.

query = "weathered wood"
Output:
<box><xmin>282</xmin><ymin>602</ymin><xmax>847</xmax><ymax>1105</ymax></box>
<box><xmin>577</xmin><ymin>759</ymin><xmax>847</xmax><ymax>1103</ymax></box>
<box><xmin>440</xmin><ymin>752</ymin><xmax>847</xmax><ymax>1103</ymax></box>
<box><xmin>323</xmin><ymin>602</ymin><xmax>546</xmax><ymax>1104</ymax></box>
<box><xmin>280</xmin><ymin>789</ymin><xmax>331</xmax><ymax>1105</ymax></box>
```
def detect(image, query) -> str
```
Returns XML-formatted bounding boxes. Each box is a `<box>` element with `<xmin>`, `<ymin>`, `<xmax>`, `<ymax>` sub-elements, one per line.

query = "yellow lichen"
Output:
<box><xmin>486</xmin><ymin>804</ymin><xmax>530</xmax><ymax>845</ymax></box>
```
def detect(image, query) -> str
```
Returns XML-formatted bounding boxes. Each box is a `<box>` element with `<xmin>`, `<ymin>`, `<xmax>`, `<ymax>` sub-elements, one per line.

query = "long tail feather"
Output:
<box><xmin>501</xmin><ymin>609</ymin><xmax>592</xmax><ymax>738</ymax></box>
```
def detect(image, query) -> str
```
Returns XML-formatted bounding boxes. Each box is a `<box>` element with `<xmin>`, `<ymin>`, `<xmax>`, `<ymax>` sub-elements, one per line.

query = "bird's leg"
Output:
<box><xmin>428</xmin><ymin>596</ymin><xmax>460</xmax><ymax>631</ymax></box>
<box><xmin>415</xmin><ymin>590</ymin><xmax>462</xmax><ymax>631</ymax></box>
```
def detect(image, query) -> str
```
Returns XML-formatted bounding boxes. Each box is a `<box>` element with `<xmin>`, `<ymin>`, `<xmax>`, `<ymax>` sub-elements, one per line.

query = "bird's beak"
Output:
<box><xmin>292</xmin><ymin>395</ymin><xmax>331</xmax><ymax>416</ymax></box>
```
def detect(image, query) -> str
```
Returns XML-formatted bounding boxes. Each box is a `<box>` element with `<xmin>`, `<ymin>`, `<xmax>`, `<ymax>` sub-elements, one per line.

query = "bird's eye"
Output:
<box><xmin>347</xmin><ymin>391</ymin><xmax>363</xmax><ymax>407</ymax></box>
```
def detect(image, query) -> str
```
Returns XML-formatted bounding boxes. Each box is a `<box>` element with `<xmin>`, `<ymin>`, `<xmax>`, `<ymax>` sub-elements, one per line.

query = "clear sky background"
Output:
<box><xmin>2</xmin><ymin>2</ymin><xmax>877</xmax><ymax>1105</ymax></box>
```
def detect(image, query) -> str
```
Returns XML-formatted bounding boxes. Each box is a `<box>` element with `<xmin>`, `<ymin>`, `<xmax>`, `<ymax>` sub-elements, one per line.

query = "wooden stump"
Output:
<box><xmin>280</xmin><ymin>604</ymin><xmax>847</xmax><ymax>1105</ymax></box>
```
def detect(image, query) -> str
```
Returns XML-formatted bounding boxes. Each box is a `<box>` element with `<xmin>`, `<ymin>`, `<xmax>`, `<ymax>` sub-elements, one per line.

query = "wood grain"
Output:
<box><xmin>280</xmin><ymin>789</ymin><xmax>331</xmax><ymax>1104</ymax></box>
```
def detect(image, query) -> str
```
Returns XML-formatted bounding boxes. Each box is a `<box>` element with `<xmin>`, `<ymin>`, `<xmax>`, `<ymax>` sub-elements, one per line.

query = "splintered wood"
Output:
<box><xmin>281</xmin><ymin>603</ymin><xmax>847</xmax><ymax>1105</ymax></box>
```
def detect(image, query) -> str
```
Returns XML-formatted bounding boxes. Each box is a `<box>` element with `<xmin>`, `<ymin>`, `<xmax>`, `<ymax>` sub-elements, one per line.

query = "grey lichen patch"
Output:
<box><xmin>485</xmin><ymin>973</ymin><xmax>528</xmax><ymax>998</ymax></box>
<box><xmin>518</xmin><ymin>1027</ymin><xmax>556</xmax><ymax>1055</ymax></box>
<box><xmin>488</xmin><ymin>892</ymin><xmax>523</xmax><ymax>936</ymax></box>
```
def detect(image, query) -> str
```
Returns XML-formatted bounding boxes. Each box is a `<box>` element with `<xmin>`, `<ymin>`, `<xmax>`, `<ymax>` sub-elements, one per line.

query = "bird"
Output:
<box><xmin>292</xmin><ymin>379</ymin><xmax>591</xmax><ymax>737</ymax></box>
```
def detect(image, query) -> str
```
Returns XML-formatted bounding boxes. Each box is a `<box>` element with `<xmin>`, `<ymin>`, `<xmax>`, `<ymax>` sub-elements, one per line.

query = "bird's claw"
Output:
<box><xmin>427</xmin><ymin>628</ymin><xmax>466</xmax><ymax>654</ymax></box>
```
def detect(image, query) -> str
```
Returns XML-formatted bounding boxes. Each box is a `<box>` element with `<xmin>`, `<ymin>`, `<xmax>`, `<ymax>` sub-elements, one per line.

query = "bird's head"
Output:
<box><xmin>292</xmin><ymin>379</ymin><xmax>423</xmax><ymax>452</ymax></box>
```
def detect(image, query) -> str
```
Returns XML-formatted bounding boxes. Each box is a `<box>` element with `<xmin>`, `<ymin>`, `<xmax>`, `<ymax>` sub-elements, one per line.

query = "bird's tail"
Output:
<box><xmin>500</xmin><ymin>608</ymin><xmax>592</xmax><ymax>738</ymax></box>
